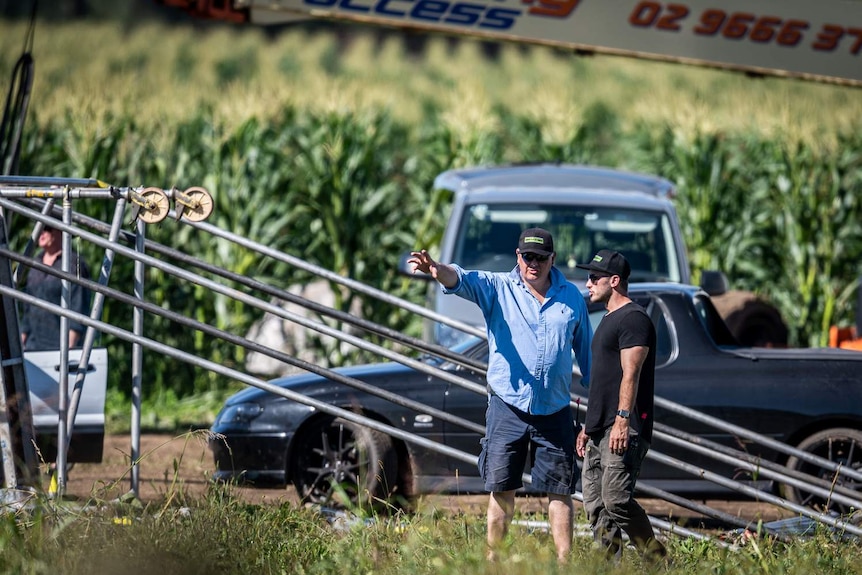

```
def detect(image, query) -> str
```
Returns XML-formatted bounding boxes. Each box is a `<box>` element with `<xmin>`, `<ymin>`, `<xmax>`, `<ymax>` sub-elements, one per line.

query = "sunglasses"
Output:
<box><xmin>588</xmin><ymin>273</ymin><xmax>611</xmax><ymax>283</ymax></box>
<box><xmin>520</xmin><ymin>252</ymin><xmax>549</xmax><ymax>263</ymax></box>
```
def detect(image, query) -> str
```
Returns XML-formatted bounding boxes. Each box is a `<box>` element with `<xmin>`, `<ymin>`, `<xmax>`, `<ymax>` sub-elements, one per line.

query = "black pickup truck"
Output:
<box><xmin>209</xmin><ymin>283</ymin><xmax>862</xmax><ymax>509</ymax></box>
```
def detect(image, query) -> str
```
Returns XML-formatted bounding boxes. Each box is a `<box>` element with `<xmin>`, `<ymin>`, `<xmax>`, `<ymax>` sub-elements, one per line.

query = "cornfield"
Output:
<box><xmin>1</xmin><ymin>19</ymin><xmax>861</xmax><ymax>400</ymax></box>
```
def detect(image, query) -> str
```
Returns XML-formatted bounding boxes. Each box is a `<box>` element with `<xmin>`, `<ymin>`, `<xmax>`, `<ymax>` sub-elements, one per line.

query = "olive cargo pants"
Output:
<box><xmin>582</xmin><ymin>429</ymin><xmax>664</xmax><ymax>558</ymax></box>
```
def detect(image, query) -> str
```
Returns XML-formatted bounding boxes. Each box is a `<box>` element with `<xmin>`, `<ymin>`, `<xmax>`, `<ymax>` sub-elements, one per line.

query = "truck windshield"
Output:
<box><xmin>453</xmin><ymin>203</ymin><xmax>682</xmax><ymax>282</ymax></box>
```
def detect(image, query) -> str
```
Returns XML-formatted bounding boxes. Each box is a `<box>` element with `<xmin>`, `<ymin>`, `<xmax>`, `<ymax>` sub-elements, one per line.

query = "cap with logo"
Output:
<box><xmin>518</xmin><ymin>227</ymin><xmax>554</xmax><ymax>256</ymax></box>
<box><xmin>575</xmin><ymin>249</ymin><xmax>631</xmax><ymax>280</ymax></box>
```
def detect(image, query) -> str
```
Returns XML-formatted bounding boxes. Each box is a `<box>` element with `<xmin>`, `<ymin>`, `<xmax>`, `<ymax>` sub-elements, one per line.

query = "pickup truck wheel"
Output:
<box><xmin>292</xmin><ymin>416</ymin><xmax>397</xmax><ymax>508</ymax></box>
<box><xmin>783</xmin><ymin>428</ymin><xmax>862</xmax><ymax>513</ymax></box>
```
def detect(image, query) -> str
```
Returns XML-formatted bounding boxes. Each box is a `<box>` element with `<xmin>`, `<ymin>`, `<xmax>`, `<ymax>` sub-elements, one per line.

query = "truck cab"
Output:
<box><xmin>411</xmin><ymin>164</ymin><xmax>691</xmax><ymax>346</ymax></box>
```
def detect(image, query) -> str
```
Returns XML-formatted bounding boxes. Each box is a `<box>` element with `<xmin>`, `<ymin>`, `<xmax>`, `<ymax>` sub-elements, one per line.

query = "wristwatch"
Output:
<box><xmin>616</xmin><ymin>409</ymin><xmax>630</xmax><ymax>419</ymax></box>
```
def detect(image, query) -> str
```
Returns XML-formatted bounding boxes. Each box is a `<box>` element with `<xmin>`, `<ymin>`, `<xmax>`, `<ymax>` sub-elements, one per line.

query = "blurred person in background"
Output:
<box><xmin>20</xmin><ymin>225</ymin><xmax>91</xmax><ymax>351</ymax></box>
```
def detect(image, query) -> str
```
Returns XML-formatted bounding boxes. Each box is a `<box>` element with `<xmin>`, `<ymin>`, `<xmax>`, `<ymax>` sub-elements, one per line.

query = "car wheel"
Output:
<box><xmin>292</xmin><ymin>416</ymin><xmax>397</xmax><ymax>508</ymax></box>
<box><xmin>784</xmin><ymin>427</ymin><xmax>862</xmax><ymax>513</ymax></box>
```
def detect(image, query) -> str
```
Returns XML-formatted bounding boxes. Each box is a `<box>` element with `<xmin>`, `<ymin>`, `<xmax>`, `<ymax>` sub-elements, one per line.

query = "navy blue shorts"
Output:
<box><xmin>478</xmin><ymin>394</ymin><xmax>577</xmax><ymax>495</ymax></box>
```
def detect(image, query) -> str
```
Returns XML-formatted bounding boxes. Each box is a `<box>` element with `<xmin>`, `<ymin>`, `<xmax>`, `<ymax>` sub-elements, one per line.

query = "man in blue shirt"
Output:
<box><xmin>409</xmin><ymin>227</ymin><xmax>592</xmax><ymax>563</ymax></box>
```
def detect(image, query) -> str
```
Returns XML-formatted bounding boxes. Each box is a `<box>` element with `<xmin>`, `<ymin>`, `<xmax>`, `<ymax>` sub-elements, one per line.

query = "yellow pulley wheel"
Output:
<box><xmin>178</xmin><ymin>186</ymin><xmax>214</xmax><ymax>222</ymax></box>
<box><xmin>136</xmin><ymin>187</ymin><xmax>170</xmax><ymax>224</ymax></box>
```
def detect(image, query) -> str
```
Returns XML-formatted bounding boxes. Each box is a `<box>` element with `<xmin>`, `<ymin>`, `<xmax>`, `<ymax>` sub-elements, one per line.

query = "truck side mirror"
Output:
<box><xmin>397</xmin><ymin>251</ymin><xmax>432</xmax><ymax>280</ymax></box>
<box><xmin>700</xmin><ymin>270</ymin><xmax>728</xmax><ymax>296</ymax></box>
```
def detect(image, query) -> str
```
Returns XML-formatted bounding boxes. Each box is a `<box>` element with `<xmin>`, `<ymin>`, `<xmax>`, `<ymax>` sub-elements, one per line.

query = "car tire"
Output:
<box><xmin>783</xmin><ymin>427</ymin><xmax>862</xmax><ymax>513</ymax></box>
<box><xmin>292</xmin><ymin>416</ymin><xmax>397</xmax><ymax>508</ymax></box>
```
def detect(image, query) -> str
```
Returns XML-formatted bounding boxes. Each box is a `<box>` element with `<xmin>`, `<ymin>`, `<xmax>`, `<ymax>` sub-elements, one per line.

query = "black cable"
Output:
<box><xmin>0</xmin><ymin>1</ymin><xmax>37</xmax><ymax>176</ymax></box>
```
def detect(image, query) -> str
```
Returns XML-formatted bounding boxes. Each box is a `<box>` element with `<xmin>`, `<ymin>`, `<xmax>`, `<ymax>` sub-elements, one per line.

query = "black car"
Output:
<box><xmin>209</xmin><ymin>284</ymin><xmax>862</xmax><ymax>508</ymax></box>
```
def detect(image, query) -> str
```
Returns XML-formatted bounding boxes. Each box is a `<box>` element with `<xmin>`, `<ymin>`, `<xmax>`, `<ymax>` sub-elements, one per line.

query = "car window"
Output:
<box><xmin>437</xmin><ymin>336</ymin><xmax>489</xmax><ymax>370</ymax></box>
<box><xmin>647</xmin><ymin>299</ymin><xmax>675</xmax><ymax>366</ymax></box>
<box><xmin>454</xmin><ymin>203</ymin><xmax>682</xmax><ymax>282</ymax></box>
<box><xmin>588</xmin><ymin>307</ymin><xmax>606</xmax><ymax>333</ymax></box>
<box><xmin>693</xmin><ymin>295</ymin><xmax>739</xmax><ymax>347</ymax></box>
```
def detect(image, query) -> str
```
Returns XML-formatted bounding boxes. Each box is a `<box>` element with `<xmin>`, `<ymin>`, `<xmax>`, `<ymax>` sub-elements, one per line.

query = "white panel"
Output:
<box><xmin>248</xmin><ymin>0</ymin><xmax>862</xmax><ymax>86</ymax></box>
<box><xmin>25</xmin><ymin>348</ymin><xmax>108</xmax><ymax>430</ymax></box>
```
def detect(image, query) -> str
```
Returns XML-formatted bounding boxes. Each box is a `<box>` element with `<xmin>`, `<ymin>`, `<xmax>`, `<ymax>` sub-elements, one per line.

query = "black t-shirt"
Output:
<box><xmin>584</xmin><ymin>301</ymin><xmax>656</xmax><ymax>443</ymax></box>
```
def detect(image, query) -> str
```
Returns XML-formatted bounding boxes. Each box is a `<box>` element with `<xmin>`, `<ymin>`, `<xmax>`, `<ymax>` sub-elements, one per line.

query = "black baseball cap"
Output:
<box><xmin>518</xmin><ymin>227</ymin><xmax>554</xmax><ymax>256</ymax></box>
<box><xmin>576</xmin><ymin>249</ymin><xmax>631</xmax><ymax>280</ymax></box>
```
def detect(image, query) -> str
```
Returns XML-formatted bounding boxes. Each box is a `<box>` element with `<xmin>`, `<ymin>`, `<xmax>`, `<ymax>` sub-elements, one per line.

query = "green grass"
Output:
<box><xmin>1</xmin><ymin>485</ymin><xmax>860</xmax><ymax>575</ymax></box>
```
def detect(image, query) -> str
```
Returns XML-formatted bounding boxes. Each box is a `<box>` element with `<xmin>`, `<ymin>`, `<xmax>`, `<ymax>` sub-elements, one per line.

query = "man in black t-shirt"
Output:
<box><xmin>574</xmin><ymin>249</ymin><xmax>665</xmax><ymax>560</ymax></box>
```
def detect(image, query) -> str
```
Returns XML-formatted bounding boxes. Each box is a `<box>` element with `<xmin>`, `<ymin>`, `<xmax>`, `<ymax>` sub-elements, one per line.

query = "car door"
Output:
<box><xmin>26</xmin><ymin>348</ymin><xmax>108</xmax><ymax>463</ymax></box>
<box><xmin>639</xmin><ymin>292</ymin><xmax>779</xmax><ymax>494</ymax></box>
<box><xmin>439</xmin><ymin>340</ymin><xmax>490</xmax><ymax>483</ymax></box>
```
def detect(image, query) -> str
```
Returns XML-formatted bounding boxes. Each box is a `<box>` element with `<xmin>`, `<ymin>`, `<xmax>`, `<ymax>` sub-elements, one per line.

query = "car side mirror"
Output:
<box><xmin>397</xmin><ymin>251</ymin><xmax>432</xmax><ymax>280</ymax></box>
<box><xmin>700</xmin><ymin>270</ymin><xmax>728</xmax><ymax>296</ymax></box>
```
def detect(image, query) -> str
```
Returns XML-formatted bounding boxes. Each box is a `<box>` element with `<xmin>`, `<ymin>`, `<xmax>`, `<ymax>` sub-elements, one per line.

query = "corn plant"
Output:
<box><xmin>636</xmin><ymin>129</ymin><xmax>779</xmax><ymax>286</ymax></box>
<box><xmin>755</xmin><ymin>138</ymin><xmax>862</xmax><ymax>347</ymax></box>
<box><xmin>276</xmin><ymin>110</ymin><xmax>436</xmax><ymax>364</ymax></box>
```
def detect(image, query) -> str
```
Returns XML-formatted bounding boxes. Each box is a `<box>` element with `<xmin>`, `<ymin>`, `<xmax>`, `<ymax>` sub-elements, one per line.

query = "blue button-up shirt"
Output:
<box><xmin>443</xmin><ymin>265</ymin><xmax>592</xmax><ymax>415</ymax></box>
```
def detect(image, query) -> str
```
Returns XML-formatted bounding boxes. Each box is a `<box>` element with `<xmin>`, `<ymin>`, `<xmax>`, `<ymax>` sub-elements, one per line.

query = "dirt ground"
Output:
<box><xmin>54</xmin><ymin>433</ymin><xmax>792</xmax><ymax>529</ymax></box>
<box><xmin>61</xmin><ymin>432</ymin><xmax>293</xmax><ymax>506</ymax></box>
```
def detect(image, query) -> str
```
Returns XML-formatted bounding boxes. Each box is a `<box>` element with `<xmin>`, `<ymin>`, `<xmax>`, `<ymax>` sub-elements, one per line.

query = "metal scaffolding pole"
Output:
<box><xmin>0</xmin><ymin>286</ymin><xmax>728</xmax><ymax>545</ymax></box>
<box><xmin>654</xmin><ymin>395</ymin><xmax>862</xmax><ymax>484</ymax></box>
<box><xmin>55</xmin><ymin>191</ymin><xmax>72</xmax><ymax>496</ymax></box>
<box><xmin>0</xmin><ymin>247</ymin><xmax>489</xmax><ymax>438</ymax></box>
<box><xmin>64</xmin><ymin>199</ymin><xmax>126</xmax><ymax>451</ymax></box>
<box><xmin>21</xmin><ymin>199</ymin><xmax>488</xmax><ymax>371</ymax></box>
<box><xmin>0</xmin><ymin>181</ymin><xmax>212</xmax><ymax>496</ymax></box>
<box><xmin>131</xmin><ymin>219</ymin><xmax>145</xmax><ymax>497</ymax></box>
<box><xmin>5</xmin><ymin>196</ymin><xmax>857</xmax><ymax>525</ymax></box>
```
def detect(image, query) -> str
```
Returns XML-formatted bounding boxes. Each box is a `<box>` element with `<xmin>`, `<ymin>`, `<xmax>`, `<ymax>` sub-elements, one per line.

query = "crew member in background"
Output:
<box><xmin>20</xmin><ymin>225</ymin><xmax>91</xmax><ymax>351</ymax></box>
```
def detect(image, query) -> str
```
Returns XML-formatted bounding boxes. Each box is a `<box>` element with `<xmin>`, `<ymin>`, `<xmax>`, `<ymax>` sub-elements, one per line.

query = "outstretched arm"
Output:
<box><xmin>407</xmin><ymin>249</ymin><xmax>459</xmax><ymax>289</ymax></box>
